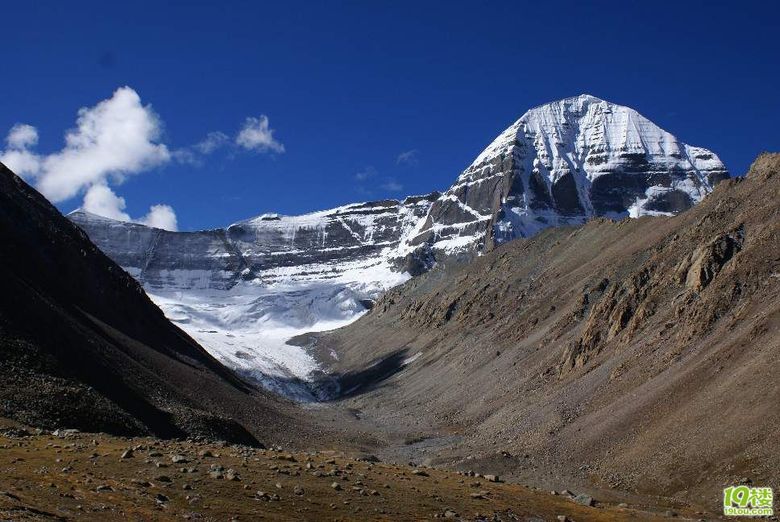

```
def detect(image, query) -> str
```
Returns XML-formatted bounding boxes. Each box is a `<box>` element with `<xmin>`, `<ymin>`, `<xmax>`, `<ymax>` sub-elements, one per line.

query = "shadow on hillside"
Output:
<box><xmin>238</xmin><ymin>348</ymin><xmax>411</xmax><ymax>403</ymax></box>
<box><xmin>330</xmin><ymin>348</ymin><xmax>410</xmax><ymax>400</ymax></box>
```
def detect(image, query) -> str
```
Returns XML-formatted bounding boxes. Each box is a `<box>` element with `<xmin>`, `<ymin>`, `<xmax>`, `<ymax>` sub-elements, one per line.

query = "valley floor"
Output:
<box><xmin>0</xmin><ymin>418</ymin><xmax>698</xmax><ymax>521</ymax></box>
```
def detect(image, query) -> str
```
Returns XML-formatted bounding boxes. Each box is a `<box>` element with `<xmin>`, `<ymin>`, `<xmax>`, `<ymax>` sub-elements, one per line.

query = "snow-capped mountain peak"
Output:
<box><xmin>410</xmin><ymin>94</ymin><xmax>728</xmax><ymax>254</ymax></box>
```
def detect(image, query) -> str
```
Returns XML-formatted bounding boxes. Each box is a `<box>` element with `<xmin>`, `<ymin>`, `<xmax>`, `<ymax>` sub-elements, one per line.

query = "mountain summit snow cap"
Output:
<box><xmin>413</xmin><ymin>94</ymin><xmax>728</xmax><ymax>255</ymax></box>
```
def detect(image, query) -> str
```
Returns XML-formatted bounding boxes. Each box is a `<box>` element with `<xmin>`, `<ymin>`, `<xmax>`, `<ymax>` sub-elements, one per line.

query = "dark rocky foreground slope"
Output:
<box><xmin>0</xmin><ymin>163</ymin><xmax>312</xmax><ymax>444</ymax></box>
<box><xmin>317</xmin><ymin>153</ymin><xmax>780</xmax><ymax>507</ymax></box>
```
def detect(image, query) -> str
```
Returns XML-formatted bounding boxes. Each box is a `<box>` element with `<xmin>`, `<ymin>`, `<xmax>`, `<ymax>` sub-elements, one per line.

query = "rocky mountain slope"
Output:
<box><xmin>316</xmin><ymin>153</ymin><xmax>779</xmax><ymax>509</ymax></box>
<box><xmin>70</xmin><ymin>95</ymin><xmax>727</xmax><ymax>399</ymax></box>
<box><xmin>0</xmin><ymin>162</ymin><xmax>312</xmax><ymax>444</ymax></box>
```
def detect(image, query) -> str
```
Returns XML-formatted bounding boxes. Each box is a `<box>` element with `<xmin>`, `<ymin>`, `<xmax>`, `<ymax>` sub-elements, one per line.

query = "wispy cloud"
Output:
<box><xmin>396</xmin><ymin>149</ymin><xmax>419</xmax><ymax>166</ymax></box>
<box><xmin>196</xmin><ymin>131</ymin><xmax>229</xmax><ymax>154</ymax></box>
<box><xmin>380</xmin><ymin>179</ymin><xmax>403</xmax><ymax>192</ymax></box>
<box><xmin>354</xmin><ymin>166</ymin><xmax>378</xmax><ymax>181</ymax></box>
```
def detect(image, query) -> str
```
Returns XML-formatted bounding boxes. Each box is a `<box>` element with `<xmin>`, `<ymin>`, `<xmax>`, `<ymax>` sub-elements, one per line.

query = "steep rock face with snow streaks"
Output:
<box><xmin>411</xmin><ymin>94</ymin><xmax>728</xmax><ymax>255</ymax></box>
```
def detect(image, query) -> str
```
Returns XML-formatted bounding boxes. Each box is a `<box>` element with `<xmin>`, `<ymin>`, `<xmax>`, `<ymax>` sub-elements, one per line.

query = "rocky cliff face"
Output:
<box><xmin>410</xmin><ymin>94</ymin><xmax>728</xmax><ymax>256</ymax></box>
<box><xmin>71</xmin><ymin>194</ymin><xmax>438</xmax><ymax>292</ymax></box>
<box><xmin>69</xmin><ymin>95</ymin><xmax>728</xmax><ymax>398</ymax></box>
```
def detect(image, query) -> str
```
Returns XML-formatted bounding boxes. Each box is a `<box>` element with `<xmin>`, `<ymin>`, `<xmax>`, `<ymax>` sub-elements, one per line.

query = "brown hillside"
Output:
<box><xmin>317</xmin><ymin>153</ymin><xmax>780</xmax><ymax>510</ymax></box>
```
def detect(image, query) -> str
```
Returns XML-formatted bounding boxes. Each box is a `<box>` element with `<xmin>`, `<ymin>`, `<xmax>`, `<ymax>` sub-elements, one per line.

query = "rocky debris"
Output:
<box><xmin>120</xmin><ymin>449</ymin><xmax>134</xmax><ymax>459</ymax></box>
<box><xmin>171</xmin><ymin>454</ymin><xmax>189</xmax><ymax>464</ymax></box>
<box><xmin>483</xmin><ymin>474</ymin><xmax>500</xmax><ymax>482</ymax></box>
<box><xmin>155</xmin><ymin>475</ymin><xmax>172</xmax><ymax>483</ymax></box>
<box><xmin>95</xmin><ymin>484</ymin><xmax>113</xmax><ymax>492</ymax></box>
<box><xmin>293</xmin><ymin>485</ymin><xmax>304</xmax><ymax>496</ymax></box>
<box><xmin>355</xmin><ymin>454</ymin><xmax>381</xmax><ymax>463</ymax></box>
<box><xmin>255</xmin><ymin>491</ymin><xmax>281</xmax><ymax>502</ymax></box>
<box><xmin>331</xmin><ymin>482</ymin><xmax>342</xmax><ymax>491</ymax></box>
<box><xmin>412</xmin><ymin>469</ymin><xmax>429</xmax><ymax>477</ymax></box>
<box><xmin>573</xmin><ymin>494</ymin><xmax>594</xmax><ymax>507</ymax></box>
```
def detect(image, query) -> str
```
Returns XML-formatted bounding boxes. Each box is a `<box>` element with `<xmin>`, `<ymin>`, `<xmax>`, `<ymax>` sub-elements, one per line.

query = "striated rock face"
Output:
<box><xmin>410</xmin><ymin>94</ymin><xmax>728</xmax><ymax>257</ymax></box>
<box><xmin>71</xmin><ymin>194</ymin><xmax>438</xmax><ymax>292</ymax></box>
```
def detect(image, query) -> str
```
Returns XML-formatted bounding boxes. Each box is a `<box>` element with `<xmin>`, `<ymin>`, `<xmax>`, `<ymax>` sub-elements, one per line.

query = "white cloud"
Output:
<box><xmin>0</xmin><ymin>148</ymin><xmax>42</xmax><ymax>178</ymax></box>
<box><xmin>139</xmin><ymin>204</ymin><xmax>178</xmax><ymax>231</ymax></box>
<box><xmin>236</xmin><ymin>116</ymin><xmax>285</xmax><ymax>153</ymax></box>
<box><xmin>82</xmin><ymin>183</ymin><xmax>131</xmax><ymax>221</ymax></box>
<box><xmin>7</xmin><ymin>124</ymin><xmax>39</xmax><ymax>149</ymax></box>
<box><xmin>82</xmin><ymin>183</ymin><xmax>178</xmax><ymax>231</ymax></box>
<box><xmin>0</xmin><ymin>87</ymin><xmax>287</xmax><ymax>231</ymax></box>
<box><xmin>0</xmin><ymin>86</ymin><xmax>178</xmax><ymax>230</ymax></box>
<box><xmin>36</xmin><ymin>86</ymin><xmax>170</xmax><ymax>202</ymax></box>
<box><xmin>396</xmin><ymin>149</ymin><xmax>419</xmax><ymax>166</ymax></box>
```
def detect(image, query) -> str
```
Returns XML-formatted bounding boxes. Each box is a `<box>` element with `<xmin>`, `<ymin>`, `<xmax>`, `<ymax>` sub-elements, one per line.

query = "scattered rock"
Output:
<box><xmin>293</xmin><ymin>485</ymin><xmax>304</xmax><ymax>496</ymax></box>
<box><xmin>484</xmin><ymin>474</ymin><xmax>500</xmax><ymax>482</ymax></box>
<box><xmin>331</xmin><ymin>482</ymin><xmax>342</xmax><ymax>491</ymax></box>
<box><xmin>412</xmin><ymin>469</ymin><xmax>429</xmax><ymax>477</ymax></box>
<box><xmin>171</xmin><ymin>454</ymin><xmax>189</xmax><ymax>464</ymax></box>
<box><xmin>574</xmin><ymin>494</ymin><xmax>594</xmax><ymax>507</ymax></box>
<box><xmin>120</xmin><ymin>449</ymin><xmax>134</xmax><ymax>459</ymax></box>
<box><xmin>356</xmin><ymin>454</ymin><xmax>381</xmax><ymax>463</ymax></box>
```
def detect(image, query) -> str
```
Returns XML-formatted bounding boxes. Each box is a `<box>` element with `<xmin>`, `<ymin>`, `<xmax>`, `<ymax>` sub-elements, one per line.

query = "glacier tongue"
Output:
<box><xmin>69</xmin><ymin>94</ymin><xmax>729</xmax><ymax>400</ymax></box>
<box><xmin>147</xmin><ymin>264</ymin><xmax>410</xmax><ymax>401</ymax></box>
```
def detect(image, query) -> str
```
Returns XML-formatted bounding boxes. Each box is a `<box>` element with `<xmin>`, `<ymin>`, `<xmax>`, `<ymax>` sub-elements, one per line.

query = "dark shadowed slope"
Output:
<box><xmin>0</xmin><ymin>162</ymin><xmax>312</xmax><ymax>444</ymax></box>
<box><xmin>318</xmin><ymin>153</ymin><xmax>780</xmax><ymax>508</ymax></box>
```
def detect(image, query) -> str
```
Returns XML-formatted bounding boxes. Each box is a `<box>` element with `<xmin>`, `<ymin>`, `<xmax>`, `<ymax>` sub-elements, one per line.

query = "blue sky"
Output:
<box><xmin>1</xmin><ymin>0</ymin><xmax>777</xmax><ymax>230</ymax></box>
